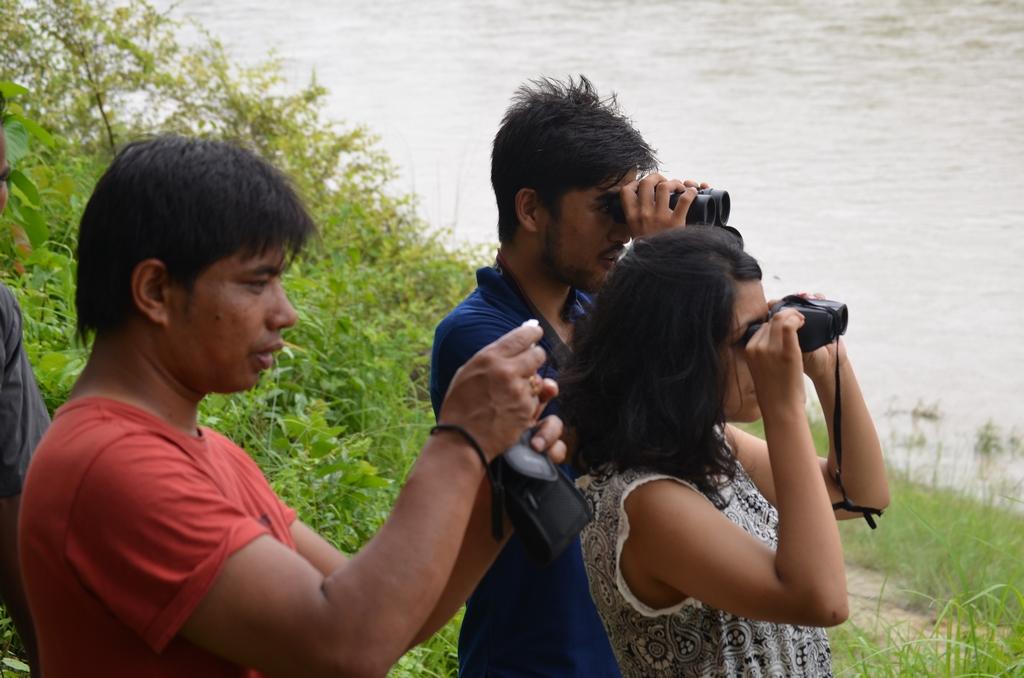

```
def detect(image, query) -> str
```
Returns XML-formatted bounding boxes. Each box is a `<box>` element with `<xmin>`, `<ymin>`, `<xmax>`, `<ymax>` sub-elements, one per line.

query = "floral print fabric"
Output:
<box><xmin>578</xmin><ymin>465</ymin><xmax>833</xmax><ymax>677</ymax></box>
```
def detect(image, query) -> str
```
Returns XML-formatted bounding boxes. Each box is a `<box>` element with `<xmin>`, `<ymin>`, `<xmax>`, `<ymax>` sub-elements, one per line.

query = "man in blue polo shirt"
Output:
<box><xmin>430</xmin><ymin>75</ymin><xmax>707</xmax><ymax>676</ymax></box>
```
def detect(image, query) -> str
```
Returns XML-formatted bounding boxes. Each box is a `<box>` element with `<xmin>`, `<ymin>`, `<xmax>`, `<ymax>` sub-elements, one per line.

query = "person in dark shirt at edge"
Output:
<box><xmin>429</xmin><ymin>75</ymin><xmax>711</xmax><ymax>676</ymax></box>
<box><xmin>0</xmin><ymin>95</ymin><xmax>47</xmax><ymax>677</ymax></box>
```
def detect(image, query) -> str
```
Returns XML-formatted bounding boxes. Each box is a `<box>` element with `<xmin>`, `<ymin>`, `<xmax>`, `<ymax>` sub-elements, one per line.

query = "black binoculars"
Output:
<box><xmin>741</xmin><ymin>295</ymin><xmax>848</xmax><ymax>353</ymax></box>
<box><xmin>607</xmin><ymin>187</ymin><xmax>731</xmax><ymax>227</ymax></box>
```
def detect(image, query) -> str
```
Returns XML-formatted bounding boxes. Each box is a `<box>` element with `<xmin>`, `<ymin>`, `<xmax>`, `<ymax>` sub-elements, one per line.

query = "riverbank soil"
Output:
<box><xmin>844</xmin><ymin>563</ymin><xmax>934</xmax><ymax>632</ymax></box>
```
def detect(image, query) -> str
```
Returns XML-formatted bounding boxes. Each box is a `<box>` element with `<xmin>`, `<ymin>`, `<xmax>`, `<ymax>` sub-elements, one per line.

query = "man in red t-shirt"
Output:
<box><xmin>20</xmin><ymin>136</ymin><xmax>564</xmax><ymax>677</ymax></box>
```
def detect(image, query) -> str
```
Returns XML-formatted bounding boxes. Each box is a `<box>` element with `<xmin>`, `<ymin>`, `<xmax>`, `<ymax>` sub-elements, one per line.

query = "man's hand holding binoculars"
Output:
<box><xmin>617</xmin><ymin>175</ymin><xmax>712</xmax><ymax>239</ymax></box>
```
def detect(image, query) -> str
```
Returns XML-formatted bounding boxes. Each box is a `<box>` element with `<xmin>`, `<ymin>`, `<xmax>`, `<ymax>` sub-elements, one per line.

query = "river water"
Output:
<box><xmin>156</xmin><ymin>0</ymin><xmax>1024</xmax><ymax>493</ymax></box>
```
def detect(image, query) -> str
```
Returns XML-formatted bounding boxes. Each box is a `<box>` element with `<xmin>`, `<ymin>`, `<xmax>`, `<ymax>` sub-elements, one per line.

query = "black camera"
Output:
<box><xmin>607</xmin><ymin>188</ymin><xmax>730</xmax><ymax>227</ymax></box>
<box><xmin>495</xmin><ymin>430</ymin><xmax>593</xmax><ymax>566</ymax></box>
<box><xmin>741</xmin><ymin>295</ymin><xmax>848</xmax><ymax>353</ymax></box>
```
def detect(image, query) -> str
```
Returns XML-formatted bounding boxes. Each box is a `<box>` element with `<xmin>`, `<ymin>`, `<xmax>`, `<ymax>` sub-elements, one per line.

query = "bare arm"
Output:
<box><xmin>810</xmin><ymin>350</ymin><xmax>890</xmax><ymax>517</ymax></box>
<box><xmin>623</xmin><ymin>474</ymin><xmax>847</xmax><ymax>627</ymax></box>
<box><xmin>728</xmin><ymin>340</ymin><xmax>890</xmax><ymax>519</ymax></box>
<box><xmin>410</xmin><ymin>410</ymin><xmax>566</xmax><ymax>646</ymax></box>
<box><xmin>623</xmin><ymin>310</ymin><xmax>847</xmax><ymax>627</ymax></box>
<box><xmin>290</xmin><ymin>520</ymin><xmax>347</xmax><ymax>575</ymax></box>
<box><xmin>181</xmin><ymin>325</ymin><xmax>552</xmax><ymax>677</ymax></box>
<box><xmin>181</xmin><ymin>432</ymin><xmax>488</xmax><ymax>677</ymax></box>
<box><xmin>408</xmin><ymin>476</ymin><xmax>506</xmax><ymax>645</ymax></box>
<box><xmin>288</xmin><ymin>404</ymin><xmax>565</xmax><ymax>654</ymax></box>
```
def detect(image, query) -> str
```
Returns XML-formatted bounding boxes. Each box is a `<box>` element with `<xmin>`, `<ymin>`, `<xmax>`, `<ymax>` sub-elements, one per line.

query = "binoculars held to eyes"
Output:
<box><xmin>742</xmin><ymin>295</ymin><xmax>849</xmax><ymax>353</ymax></box>
<box><xmin>607</xmin><ymin>188</ymin><xmax>731</xmax><ymax>227</ymax></box>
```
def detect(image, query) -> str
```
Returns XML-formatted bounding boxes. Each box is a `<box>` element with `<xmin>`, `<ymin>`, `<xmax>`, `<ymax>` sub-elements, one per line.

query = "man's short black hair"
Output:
<box><xmin>75</xmin><ymin>135</ymin><xmax>316</xmax><ymax>339</ymax></box>
<box><xmin>491</xmin><ymin>75</ymin><xmax>658</xmax><ymax>243</ymax></box>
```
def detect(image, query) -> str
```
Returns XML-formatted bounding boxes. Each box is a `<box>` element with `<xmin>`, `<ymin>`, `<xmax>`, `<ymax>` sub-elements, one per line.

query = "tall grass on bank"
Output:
<box><xmin>840</xmin><ymin>476</ymin><xmax>1024</xmax><ymax>618</ymax></box>
<box><xmin>832</xmin><ymin>583</ymin><xmax>1024</xmax><ymax>676</ymax></box>
<box><xmin>832</xmin><ymin>473</ymin><xmax>1024</xmax><ymax>676</ymax></box>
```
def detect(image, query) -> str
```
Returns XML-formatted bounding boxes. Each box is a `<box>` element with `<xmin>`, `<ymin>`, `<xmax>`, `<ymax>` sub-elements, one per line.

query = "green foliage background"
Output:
<box><xmin>2</xmin><ymin>0</ymin><xmax>476</xmax><ymax>672</ymax></box>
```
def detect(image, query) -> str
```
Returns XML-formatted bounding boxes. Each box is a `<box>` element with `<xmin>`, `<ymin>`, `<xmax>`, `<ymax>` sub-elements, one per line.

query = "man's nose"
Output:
<box><xmin>271</xmin><ymin>282</ymin><xmax>299</xmax><ymax>330</ymax></box>
<box><xmin>609</xmin><ymin>219</ymin><xmax>631</xmax><ymax>244</ymax></box>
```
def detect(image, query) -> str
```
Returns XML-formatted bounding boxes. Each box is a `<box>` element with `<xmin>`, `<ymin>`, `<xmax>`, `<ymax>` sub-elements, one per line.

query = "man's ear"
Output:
<box><xmin>130</xmin><ymin>258</ymin><xmax>176</xmax><ymax>326</ymax></box>
<box><xmin>514</xmin><ymin>187</ymin><xmax>546</xmax><ymax>235</ymax></box>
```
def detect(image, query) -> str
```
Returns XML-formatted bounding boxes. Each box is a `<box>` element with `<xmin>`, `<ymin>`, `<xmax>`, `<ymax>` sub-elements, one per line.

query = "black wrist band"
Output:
<box><xmin>429</xmin><ymin>424</ymin><xmax>506</xmax><ymax>542</ymax></box>
<box><xmin>430</xmin><ymin>424</ymin><xmax>488</xmax><ymax>470</ymax></box>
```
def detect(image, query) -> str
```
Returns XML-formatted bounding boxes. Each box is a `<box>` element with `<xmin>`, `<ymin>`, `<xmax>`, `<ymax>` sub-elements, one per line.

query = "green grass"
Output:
<box><xmin>393</xmin><ymin>611</ymin><xmax>462</xmax><ymax>677</ymax></box>
<box><xmin>831</xmin><ymin>587</ymin><xmax>1024</xmax><ymax>676</ymax></box>
<box><xmin>840</xmin><ymin>476</ymin><xmax>1024</xmax><ymax>617</ymax></box>
<box><xmin>832</xmin><ymin>472</ymin><xmax>1024</xmax><ymax>676</ymax></box>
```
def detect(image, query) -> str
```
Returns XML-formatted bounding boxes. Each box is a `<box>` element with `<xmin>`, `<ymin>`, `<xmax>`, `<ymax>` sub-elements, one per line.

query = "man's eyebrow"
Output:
<box><xmin>245</xmin><ymin>263</ymin><xmax>285</xmax><ymax>276</ymax></box>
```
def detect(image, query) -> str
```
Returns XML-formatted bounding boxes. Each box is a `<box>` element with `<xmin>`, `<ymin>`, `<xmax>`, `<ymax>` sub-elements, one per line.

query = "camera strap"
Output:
<box><xmin>489</xmin><ymin>252</ymin><xmax>575</xmax><ymax>541</ymax></box>
<box><xmin>828</xmin><ymin>339</ymin><xmax>884</xmax><ymax>529</ymax></box>
<box><xmin>494</xmin><ymin>252</ymin><xmax>574</xmax><ymax>371</ymax></box>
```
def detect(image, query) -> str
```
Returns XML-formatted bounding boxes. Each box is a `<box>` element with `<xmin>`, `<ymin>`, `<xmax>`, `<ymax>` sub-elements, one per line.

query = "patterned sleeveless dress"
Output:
<box><xmin>578</xmin><ymin>465</ymin><xmax>833</xmax><ymax>677</ymax></box>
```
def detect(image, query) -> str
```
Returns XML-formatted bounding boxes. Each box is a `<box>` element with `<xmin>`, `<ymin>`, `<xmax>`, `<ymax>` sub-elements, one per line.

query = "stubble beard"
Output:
<box><xmin>541</xmin><ymin>220</ymin><xmax>604</xmax><ymax>294</ymax></box>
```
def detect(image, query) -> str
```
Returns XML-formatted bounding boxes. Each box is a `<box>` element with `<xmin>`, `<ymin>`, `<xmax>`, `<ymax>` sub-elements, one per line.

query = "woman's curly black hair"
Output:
<box><xmin>560</xmin><ymin>227</ymin><xmax>762</xmax><ymax>506</ymax></box>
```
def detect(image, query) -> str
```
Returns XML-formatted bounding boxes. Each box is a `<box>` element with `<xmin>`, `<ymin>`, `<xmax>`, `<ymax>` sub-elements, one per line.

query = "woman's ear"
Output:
<box><xmin>130</xmin><ymin>258</ymin><xmax>175</xmax><ymax>326</ymax></box>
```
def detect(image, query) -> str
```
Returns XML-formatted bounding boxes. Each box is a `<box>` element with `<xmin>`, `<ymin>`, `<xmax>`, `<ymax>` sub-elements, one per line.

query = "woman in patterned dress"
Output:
<box><xmin>560</xmin><ymin>227</ymin><xmax>889</xmax><ymax>677</ymax></box>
